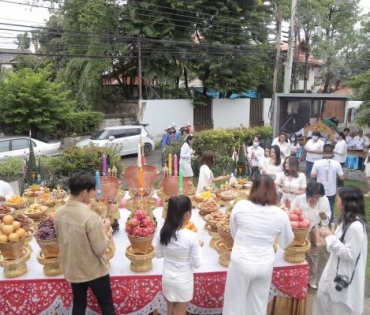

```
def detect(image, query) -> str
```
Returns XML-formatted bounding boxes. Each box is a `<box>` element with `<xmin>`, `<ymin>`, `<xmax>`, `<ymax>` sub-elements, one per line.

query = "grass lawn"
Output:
<box><xmin>336</xmin><ymin>180</ymin><xmax>370</xmax><ymax>279</ymax></box>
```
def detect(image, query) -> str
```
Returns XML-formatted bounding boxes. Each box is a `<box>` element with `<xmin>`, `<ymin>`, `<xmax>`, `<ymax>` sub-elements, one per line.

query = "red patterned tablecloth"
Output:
<box><xmin>0</xmin><ymin>266</ymin><xmax>308</xmax><ymax>315</ymax></box>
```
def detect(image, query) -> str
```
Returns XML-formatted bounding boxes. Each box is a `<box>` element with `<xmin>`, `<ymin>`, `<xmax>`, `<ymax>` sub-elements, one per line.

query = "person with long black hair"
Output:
<box><xmin>155</xmin><ymin>195</ymin><xmax>203</xmax><ymax>315</ymax></box>
<box><xmin>317</xmin><ymin>186</ymin><xmax>368</xmax><ymax>315</ymax></box>
<box><xmin>259</xmin><ymin>145</ymin><xmax>282</xmax><ymax>180</ymax></box>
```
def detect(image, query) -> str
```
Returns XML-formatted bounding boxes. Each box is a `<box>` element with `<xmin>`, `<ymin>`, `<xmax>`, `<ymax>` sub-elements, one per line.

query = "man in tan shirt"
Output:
<box><xmin>54</xmin><ymin>171</ymin><xmax>115</xmax><ymax>315</ymax></box>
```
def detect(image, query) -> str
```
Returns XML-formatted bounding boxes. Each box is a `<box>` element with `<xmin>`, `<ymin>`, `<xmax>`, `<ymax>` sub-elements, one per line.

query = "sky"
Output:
<box><xmin>0</xmin><ymin>0</ymin><xmax>369</xmax><ymax>50</ymax></box>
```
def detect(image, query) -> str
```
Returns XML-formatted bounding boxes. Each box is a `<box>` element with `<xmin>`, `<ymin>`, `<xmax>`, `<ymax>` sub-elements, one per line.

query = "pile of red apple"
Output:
<box><xmin>126</xmin><ymin>209</ymin><xmax>156</xmax><ymax>237</ymax></box>
<box><xmin>289</xmin><ymin>206</ymin><xmax>310</xmax><ymax>229</ymax></box>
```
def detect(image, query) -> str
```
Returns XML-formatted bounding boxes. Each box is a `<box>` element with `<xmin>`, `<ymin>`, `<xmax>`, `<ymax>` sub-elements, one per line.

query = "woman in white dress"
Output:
<box><xmin>179</xmin><ymin>134</ymin><xmax>195</xmax><ymax>178</ymax></box>
<box><xmin>317</xmin><ymin>186</ymin><xmax>368</xmax><ymax>315</ymax></box>
<box><xmin>291</xmin><ymin>182</ymin><xmax>330</xmax><ymax>289</ymax></box>
<box><xmin>275</xmin><ymin>156</ymin><xmax>306</xmax><ymax>207</ymax></box>
<box><xmin>155</xmin><ymin>195</ymin><xmax>203</xmax><ymax>315</ymax></box>
<box><xmin>223</xmin><ymin>175</ymin><xmax>294</xmax><ymax>315</ymax></box>
<box><xmin>333</xmin><ymin>132</ymin><xmax>347</xmax><ymax>187</ymax></box>
<box><xmin>259</xmin><ymin>145</ymin><xmax>282</xmax><ymax>180</ymax></box>
<box><xmin>196</xmin><ymin>151</ymin><xmax>230</xmax><ymax>194</ymax></box>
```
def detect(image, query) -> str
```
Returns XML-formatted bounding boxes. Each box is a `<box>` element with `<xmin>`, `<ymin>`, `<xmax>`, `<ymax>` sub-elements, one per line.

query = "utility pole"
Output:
<box><xmin>283</xmin><ymin>0</ymin><xmax>298</xmax><ymax>93</ymax></box>
<box><xmin>273</xmin><ymin>4</ymin><xmax>282</xmax><ymax>100</ymax></box>
<box><xmin>137</xmin><ymin>38</ymin><xmax>142</xmax><ymax>101</ymax></box>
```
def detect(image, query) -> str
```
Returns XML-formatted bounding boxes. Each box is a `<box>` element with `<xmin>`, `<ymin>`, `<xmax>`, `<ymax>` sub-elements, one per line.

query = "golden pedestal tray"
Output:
<box><xmin>37</xmin><ymin>251</ymin><xmax>62</xmax><ymax>276</ymax></box>
<box><xmin>25</xmin><ymin>229</ymin><xmax>35</xmax><ymax>252</ymax></box>
<box><xmin>206</xmin><ymin>224</ymin><xmax>220</xmax><ymax>249</ymax></box>
<box><xmin>0</xmin><ymin>246</ymin><xmax>31</xmax><ymax>278</ymax></box>
<box><xmin>214</xmin><ymin>240</ymin><xmax>231</xmax><ymax>268</ymax></box>
<box><xmin>125</xmin><ymin>245</ymin><xmax>155</xmax><ymax>273</ymax></box>
<box><xmin>106</xmin><ymin>230</ymin><xmax>116</xmax><ymax>261</ymax></box>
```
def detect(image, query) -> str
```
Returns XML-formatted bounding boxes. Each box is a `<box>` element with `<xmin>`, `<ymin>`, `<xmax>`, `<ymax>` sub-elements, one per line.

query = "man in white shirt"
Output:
<box><xmin>304</xmin><ymin>131</ymin><xmax>325</xmax><ymax>178</ymax></box>
<box><xmin>343</xmin><ymin>128</ymin><xmax>354</xmax><ymax>147</ymax></box>
<box><xmin>353</xmin><ymin>130</ymin><xmax>370</xmax><ymax>150</ymax></box>
<box><xmin>0</xmin><ymin>180</ymin><xmax>14</xmax><ymax>202</ymax></box>
<box><xmin>311</xmin><ymin>144</ymin><xmax>344</xmax><ymax>225</ymax></box>
<box><xmin>247</xmin><ymin>136</ymin><xmax>265</xmax><ymax>181</ymax></box>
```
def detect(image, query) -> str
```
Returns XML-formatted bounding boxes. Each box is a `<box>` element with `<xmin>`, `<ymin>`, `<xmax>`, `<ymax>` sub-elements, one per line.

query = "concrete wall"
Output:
<box><xmin>140</xmin><ymin>99</ymin><xmax>194</xmax><ymax>141</ymax></box>
<box><xmin>212</xmin><ymin>99</ymin><xmax>250</xmax><ymax>129</ymax></box>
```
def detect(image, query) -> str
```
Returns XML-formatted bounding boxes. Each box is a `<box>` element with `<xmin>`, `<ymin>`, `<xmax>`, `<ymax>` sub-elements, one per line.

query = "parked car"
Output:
<box><xmin>0</xmin><ymin>136</ymin><xmax>61</xmax><ymax>161</ymax></box>
<box><xmin>75</xmin><ymin>125</ymin><xmax>155</xmax><ymax>156</ymax></box>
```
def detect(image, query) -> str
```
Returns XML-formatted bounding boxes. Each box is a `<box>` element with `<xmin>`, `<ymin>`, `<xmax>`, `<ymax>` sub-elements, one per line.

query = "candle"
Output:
<box><xmin>138</xmin><ymin>144</ymin><xmax>142</xmax><ymax>168</ymax></box>
<box><xmin>178</xmin><ymin>168</ymin><xmax>183</xmax><ymax>194</ymax></box>
<box><xmin>138</xmin><ymin>167</ymin><xmax>144</xmax><ymax>189</ymax></box>
<box><xmin>95</xmin><ymin>171</ymin><xmax>101</xmax><ymax>198</ymax></box>
<box><xmin>168</xmin><ymin>153</ymin><xmax>172</xmax><ymax>176</ymax></box>
<box><xmin>173</xmin><ymin>154</ymin><xmax>178</xmax><ymax>177</ymax></box>
<box><xmin>141</xmin><ymin>152</ymin><xmax>145</xmax><ymax>166</ymax></box>
<box><xmin>102</xmin><ymin>155</ymin><xmax>107</xmax><ymax>176</ymax></box>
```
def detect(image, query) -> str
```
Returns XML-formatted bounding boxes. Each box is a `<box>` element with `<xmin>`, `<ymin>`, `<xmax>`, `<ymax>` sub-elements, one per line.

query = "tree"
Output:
<box><xmin>0</xmin><ymin>67</ymin><xmax>76</xmax><ymax>135</ymax></box>
<box><xmin>14</xmin><ymin>32</ymin><xmax>31</xmax><ymax>50</ymax></box>
<box><xmin>308</xmin><ymin>0</ymin><xmax>360</xmax><ymax>92</ymax></box>
<box><xmin>347</xmin><ymin>70</ymin><xmax>370</xmax><ymax>127</ymax></box>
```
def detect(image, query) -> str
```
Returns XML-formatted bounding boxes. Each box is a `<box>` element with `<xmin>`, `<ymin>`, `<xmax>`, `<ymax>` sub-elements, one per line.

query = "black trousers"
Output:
<box><xmin>71</xmin><ymin>274</ymin><xmax>116</xmax><ymax>315</ymax></box>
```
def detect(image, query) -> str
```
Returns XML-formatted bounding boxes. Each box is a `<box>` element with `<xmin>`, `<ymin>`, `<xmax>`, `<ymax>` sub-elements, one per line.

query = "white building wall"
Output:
<box><xmin>212</xmin><ymin>99</ymin><xmax>250</xmax><ymax>129</ymax></box>
<box><xmin>140</xmin><ymin>99</ymin><xmax>194</xmax><ymax>141</ymax></box>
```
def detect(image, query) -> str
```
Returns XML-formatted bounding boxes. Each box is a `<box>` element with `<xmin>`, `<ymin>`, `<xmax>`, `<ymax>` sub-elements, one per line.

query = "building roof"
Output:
<box><xmin>0</xmin><ymin>48</ymin><xmax>31</xmax><ymax>65</ymax></box>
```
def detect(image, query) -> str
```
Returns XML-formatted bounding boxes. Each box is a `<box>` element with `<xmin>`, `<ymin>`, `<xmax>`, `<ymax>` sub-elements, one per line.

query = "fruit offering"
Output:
<box><xmin>126</xmin><ymin>209</ymin><xmax>156</xmax><ymax>237</ymax></box>
<box><xmin>0</xmin><ymin>205</ymin><xmax>12</xmax><ymax>216</ymax></box>
<box><xmin>289</xmin><ymin>206</ymin><xmax>310</xmax><ymax>228</ymax></box>
<box><xmin>199</xmin><ymin>198</ymin><xmax>220</xmax><ymax>212</ymax></box>
<box><xmin>36</xmin><ymin>217</ymin><xmax>57</xmax><ymax>240</ymax></box>
<box><xmin>185</xmin><ymin>221</ymin><xmax>197</xmax><ymax>233</ymax></box>
<box><xmin>199</xmin><ymin>191</ymin><xmax>213</xmax><ymax>199</ymax></box>
<box><xmin>0</xmin><ymin>215</ymin><xmax>26</xmax><ymax>243</ymax></box>
<box><xmin>6</xmin><ymin>196</ymin><xmax>26</xmax><ymax>205</ymax></box>
<box><xmin>26</xmin><ymin>203</ymin><xmax>48</xmax><ymax>214</ymax></box>
<box><xmin>12</xmin><ymin>214</ymin><xmax>34</xmax><ymax>230</ymax></box>
<box><xmin>207</xmin><ymin>211</ymin><xmax>225</xmax><ymax>224</ymax></box>
<box><xmin>37</xmin><ymin>193</ymin><xmax>56</xmax><ymax>205</ymax></box>
<box><xmin>218</xmin><ymin>211</ymin><xmax>231</xmax><ymax>233</ymax></box>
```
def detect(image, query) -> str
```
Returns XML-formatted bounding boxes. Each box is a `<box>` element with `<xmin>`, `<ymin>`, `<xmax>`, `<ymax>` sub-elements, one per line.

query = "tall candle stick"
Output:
<box><xmin>178</xmin><ymin>168</ymin><xmax>183</xmax><ymax>194</ymax></box>
<box><xmin>138</xmin><ymin>167</ymin><xmax>144</xmax><ymax>189</ymax></box>
<box><xmin>173</xmin><ymin>154</ymin><xmax>178</xmax><ymax>177</ymax></box>
<box><xmin>102</xmin><ymin>154</ymin><xmax>107</xmax><ymax>176</ymax></box>
<box><xmin>168</xmin><ymin>153</ymin><xmax>172</xmax><ymax>176</ymax></box>
<box><xmin>138</xmin><ymin>144</ymin><xmax>142</xmax><ymax>168</ymax></box>
<box><xmin>95</xmin><ymin>171</ymin><xmax>101</xmax><ymax>198</ymax></box>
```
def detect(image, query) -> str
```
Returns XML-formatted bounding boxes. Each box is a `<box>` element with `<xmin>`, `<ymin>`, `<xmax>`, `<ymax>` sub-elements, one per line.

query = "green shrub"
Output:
<box><xmin>40</xmin><ymin>145</ymin><xmax>124</xmax><ymax>189</ymax></box>
<box><xmin>0</xmin><ymin>158</ymin><xmax>24</xmax><ymax>182</ymax></box>
<box><xmin>60</xmin><ymin>111</ymin><xmax>105</xmax><ymax>136</ymax></box>
<box><xmin>161</xmin><ymin>126</ymin><xmax>273</xmax><ymax>177</ymax></box>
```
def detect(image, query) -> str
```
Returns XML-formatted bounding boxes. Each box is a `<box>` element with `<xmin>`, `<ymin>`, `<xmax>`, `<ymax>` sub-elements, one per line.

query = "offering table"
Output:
<box><xmin>0</xmin><ymin>206</ymin><xmax>308</xmax><ymax>315</ymax></box>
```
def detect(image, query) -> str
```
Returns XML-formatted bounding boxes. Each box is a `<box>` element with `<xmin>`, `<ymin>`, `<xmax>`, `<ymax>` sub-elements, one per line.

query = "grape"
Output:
<box><xmin>36</xmin><ymin>218</ymin><xmax>57</xmax><ymax>240</ymax></box>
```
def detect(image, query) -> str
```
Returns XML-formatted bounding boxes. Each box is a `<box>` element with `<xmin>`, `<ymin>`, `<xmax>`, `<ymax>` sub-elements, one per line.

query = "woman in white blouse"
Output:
<box><xmin>179</xmin><ymin>134</ymin><xmax>195</xmax><ymax>178</ymax></box>
<box><xmin>275</xmin><ymin>156</ymin><xmax>306</xmax><ymax>207</ymax></box>
<box><xmin>317</xmin><ymin>186</ymin><xmax>368</xmax><ymax>315</ymax></box>
<box><xmin>155</xmin><ymin>195</ymin><xmax>203</xmax><ymax>315</ymax></box>
<box><xmin>196</xmin><ymin>151</ymin><xmax>230</xmax><ymax>194</ymax></box>
<box><xmin>272</xmin><ymin>132</ymin><xmax>291</xmax><ymax>159</ymax></box>
<box><xmin>291</xmin><ymin>182</ymin><xmax>330</xmax><ymax>289</ymax></box>
<box><xmin>259</xmin><ymin>145</ymin><xmax>282</xmax><ymax>180</ymax></box>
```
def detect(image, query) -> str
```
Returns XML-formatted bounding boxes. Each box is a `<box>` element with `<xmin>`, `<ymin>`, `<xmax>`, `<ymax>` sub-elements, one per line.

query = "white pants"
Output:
<box><xmin>223</xmin><ymin>260</ymin><xmax>273</xmax><ymax>315</ymax></box>
<box><xmin>316</xmin><ymin>289</ymin><xmax>357</xmax><ymax>315</ymax></box>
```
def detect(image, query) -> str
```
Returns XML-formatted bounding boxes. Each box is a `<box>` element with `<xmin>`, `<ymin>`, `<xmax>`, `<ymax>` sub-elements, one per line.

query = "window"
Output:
<box><xmin>11</xmin><ymin>139</ymin><xmax>29</xmax><ymax>150</ymax></box>
<box><xmin>112</xmin><ymin>129</ymin><xmax>128</xmax><ymax>139</ymax></box>
<box><xmin>127</xmin><ymin>128</ymin><xmax>141</xmax><ymax>136</ymax></box>
<box><xmin>0</xmin><ymin>141</ymin><xmax>9</xmax><ymax>153</ymax></box>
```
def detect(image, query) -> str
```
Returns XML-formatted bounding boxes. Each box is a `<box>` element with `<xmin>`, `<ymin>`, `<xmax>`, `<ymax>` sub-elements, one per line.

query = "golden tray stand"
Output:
<box><xmin>0</xmin><ymin>247</ymin><xmax>31</xmax><ymax>278</ymax></box>
<box><xmin>205</xmin><ymin>224</ymin><xmax>220</xmax><ymax>249</ymax></box>
<box><xmin>214</xmin><ymin>240</ymin><xmax>231</xmax><ymax>268</ymax></box>
<box><xmin>37</xmin><ymin>251</ymin><xmax>62</xmax><ymax>276</ymax></box>
<box><xmin>125</xmin><ymin>245</ymin><xmax>155</xmax><ymax>273</ymax></box>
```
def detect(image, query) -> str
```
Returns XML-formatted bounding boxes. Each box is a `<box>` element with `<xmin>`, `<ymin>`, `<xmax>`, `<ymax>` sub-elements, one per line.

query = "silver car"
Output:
<box><xmin>0</xmin><ymin>136</ymin><xmax>61</xmax><ymax>161</ymax></box>
<box><xmin>75</xmin><ymin>125</ymin><xmax>155</xmax><ymax>156</ymax></box>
